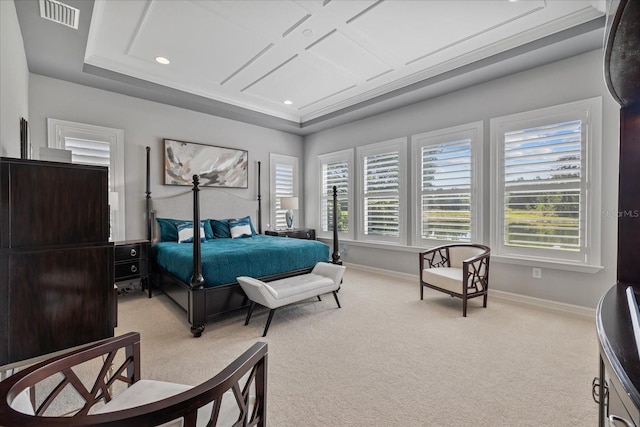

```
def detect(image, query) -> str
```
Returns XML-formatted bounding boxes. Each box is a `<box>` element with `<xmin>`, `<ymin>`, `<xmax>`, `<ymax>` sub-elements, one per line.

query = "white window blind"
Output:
<box><xmin>322</xmin><ymin>160</ymin><xmax>349</xmax><ymax>233</ymax></box>
<box><xmin>503</xmin><ymin>120</ymin><xmax>582</xmax><ymax>251</ymax></box>
<box><xmin>269</xmin><ymin>153</ymin><xmax>298</xmax><ymax>230</ymax></box>
<box><xmin>490</xmin><ymin>97</ymin><xmax>602</xmax><ymax>269</ymax></box>
<box><xmin>363</xmin><ymin>150</ymin><xmax>400</xmax><ymax>237</ymax></box>
<box><xmin>64</xmin><ymin>137</ymin><xmax>111</xmax><ymax>168</ymax></box>
<box><xmin>274</xmin><ymin>163</ymin><xmax>294</xmax><ymax>229</ymax></box>
<box><xmin>421</xmin><ymin>139</ymin><xmax>472</xmax><ymax>242</ymax></box>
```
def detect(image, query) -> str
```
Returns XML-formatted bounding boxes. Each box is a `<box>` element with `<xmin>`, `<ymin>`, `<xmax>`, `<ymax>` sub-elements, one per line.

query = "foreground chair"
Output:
<box><xmin>0</xmin><ymin>332</ymin><xmax>267</xmax><ymax>426</ymax></box>
<box><xmin>419</xmin><ymin>244</ymin><xmax>490</xmax><ymax>317</ymax></box>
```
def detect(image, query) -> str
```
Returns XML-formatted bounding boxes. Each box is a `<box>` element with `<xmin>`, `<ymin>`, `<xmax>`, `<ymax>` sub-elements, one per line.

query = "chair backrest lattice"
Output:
<box><xmin>0</xmin><ymin>333</ymin><xmax>268</xmax><ymax>427</ymax></box>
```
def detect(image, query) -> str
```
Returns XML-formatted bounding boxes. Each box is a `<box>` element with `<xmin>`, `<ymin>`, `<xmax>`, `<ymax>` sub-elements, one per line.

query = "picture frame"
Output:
<box><xmin>163</xmin><ymin>139</ymin><xmax>248</xmax><ymax>188</ymax></box>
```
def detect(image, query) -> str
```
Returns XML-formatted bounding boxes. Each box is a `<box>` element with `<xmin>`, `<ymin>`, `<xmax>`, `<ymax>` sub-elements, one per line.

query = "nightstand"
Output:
<box><xmin>265</xmin><ymin>228</ymin><xmax>316</xmax><ymax>240</ymax></box>
<box><xmin>114</xmin><ymin>239</ymin><xmax>151</xmax><ymax>297</ymax></box>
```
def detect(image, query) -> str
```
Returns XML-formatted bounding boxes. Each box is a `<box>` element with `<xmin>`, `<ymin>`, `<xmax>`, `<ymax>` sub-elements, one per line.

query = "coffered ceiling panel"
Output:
<box><xmin>346</xmin><ymin>0</ymin><xmax>545</xmax><ymax>65</ymax></box>
<box><xmin>244</xmin><ymin>54</ymin><xmax>358</xmax><ymax>110</ymax></box>
<box><xmin>78</xmin><ymin>0</ymin><xmax>605</xmax><ymax>125</ymax></box>
<box><xmin>127</xmin><ymin>1</ymin><xmax>274</xmax><ymax>85</ymax></box>
<box><xmin>306</xmin><ymin>30</ymin><xmax>393</xmax><ymax>82</ymax></box>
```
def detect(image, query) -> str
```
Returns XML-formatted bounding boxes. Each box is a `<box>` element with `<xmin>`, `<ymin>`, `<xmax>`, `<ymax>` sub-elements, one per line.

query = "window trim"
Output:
<box><xmin>318</xmin><ymin>149</ymin><xmax>354</xmax><ymax>241</ymax></box>
<box><xmin>489</xmin><ymin>97</ymin><xmax>603</xmax><ymax>271</ymax></box>
<box><xmin>269</xmin><ymin>153</ymin><xmax>299</xmax><ymax>230</ymax></box>
<box><xmin>410</xmin><ymin>121</ymin><xmax>483</xmax><ymax>247</ymax></box>
<box><xmin>356</xmin><ymin>137</ymin><xmax>407</xmax><ymax>245</ymax></box>
<box><xmin>47</xmin><ymin>118</ymin><xmax>125</xmax><ymax>241</ymax></box>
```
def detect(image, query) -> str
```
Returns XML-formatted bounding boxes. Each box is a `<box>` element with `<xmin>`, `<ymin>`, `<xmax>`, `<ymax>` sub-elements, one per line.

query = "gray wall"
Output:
<box><xmin>0</xmin><ymin>0</ymin><xmax>29</xmax><ymax>158</ymax></box>
<box><xmin>28</xmin><ymin>74</ymin><xmax>304</xmax><ymax>239</ymax></box>
<box><xmin>304</xmin><ymin>49</ymin><xmax>620</xmax><ymax>309</ymax></box>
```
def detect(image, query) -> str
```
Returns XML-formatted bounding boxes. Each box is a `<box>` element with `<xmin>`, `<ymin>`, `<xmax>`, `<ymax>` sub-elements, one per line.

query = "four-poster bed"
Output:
<box><xmin>145</xmin><ymin>147</ymin><xmax>341</xmax><ymax>337</ymax></box>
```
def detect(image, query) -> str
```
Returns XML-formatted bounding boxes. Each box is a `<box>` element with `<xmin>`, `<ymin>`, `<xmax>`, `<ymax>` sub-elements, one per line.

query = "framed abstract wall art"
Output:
<box><xmin>164</xmin><ymin>139</ymin><xmax>248</xmax><ymax>188</ymax></box>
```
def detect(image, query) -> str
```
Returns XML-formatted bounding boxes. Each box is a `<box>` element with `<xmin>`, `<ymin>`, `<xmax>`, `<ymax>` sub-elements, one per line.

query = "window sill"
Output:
<box><xmin>492</xmin><ymin>254</ymin><xmax>603</xmax><ymax>273</ymax></box>
<box><xmin>317</xmin><ymin>237</ymin><xmax>435</xmax><ymax>253</ymax></box>
<box><xmin>318</xmin><ymin>236</ymin><xmax>604</xmax><ymax>273</ymax></box>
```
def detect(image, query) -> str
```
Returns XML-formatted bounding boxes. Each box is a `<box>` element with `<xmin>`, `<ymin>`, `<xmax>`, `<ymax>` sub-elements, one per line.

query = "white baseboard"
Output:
<box><xmin>489</xmin><ymin>289</ymin><xmax>595</xmax><ymax>319</ymax></box>
<box><xmin>344</xmin><ymin>262</ymin><xmax>417</xmax><ymax>283</ymax></box>
<box><xmin>344</xmin><ymin>262</ymin><xmax>595</xmax><ymax>319</ymax></box>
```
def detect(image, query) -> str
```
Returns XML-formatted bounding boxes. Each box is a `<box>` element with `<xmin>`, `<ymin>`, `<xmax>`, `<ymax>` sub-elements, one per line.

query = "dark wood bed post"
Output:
<box><xmin>331</xmin><ymin>185</ymin><xmax>342</xmax><ymax>265</ymax></box>
<box><xmin>190</xmin><ymin>174</ymin><xmax>206</xmax><ymax>337</ymax></box>
<box><xmin>145</xmin><ymin>147</ymin><xmax>151</xmax><ymax>242</ymax></box>
<box><xmin>257</xmin><ymin>161</ymin><xmax>262</xmax><ymax>234</ymax></box>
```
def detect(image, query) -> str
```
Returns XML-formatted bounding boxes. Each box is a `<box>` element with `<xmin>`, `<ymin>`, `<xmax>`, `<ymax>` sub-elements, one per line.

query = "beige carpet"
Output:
<box><xmin>116</xmin><ymin>267</ymin><xmax>599</xmax><ymax>427</ymax></box>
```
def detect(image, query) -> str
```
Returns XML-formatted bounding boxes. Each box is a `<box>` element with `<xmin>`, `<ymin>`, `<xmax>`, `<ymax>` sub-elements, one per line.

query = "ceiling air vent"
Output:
<box><xmin>39</xmin><ymin>0</ymin><xmax>79</xmax><ymax>30</ymax></box>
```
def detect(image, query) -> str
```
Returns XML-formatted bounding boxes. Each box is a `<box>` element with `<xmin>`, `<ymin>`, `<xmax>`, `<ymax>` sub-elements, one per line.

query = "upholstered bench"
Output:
<box><xmin>237</xmin><ymin>262</ymin><xmax>346</xmax><ymax>336</ymax></box>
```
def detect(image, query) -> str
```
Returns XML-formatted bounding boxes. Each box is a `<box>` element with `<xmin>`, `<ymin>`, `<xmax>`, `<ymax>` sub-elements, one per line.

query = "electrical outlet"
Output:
<box><xmin>532</xmin><ymin>267</ymin><xmax>542</xmax><ymax>279</ymax></box>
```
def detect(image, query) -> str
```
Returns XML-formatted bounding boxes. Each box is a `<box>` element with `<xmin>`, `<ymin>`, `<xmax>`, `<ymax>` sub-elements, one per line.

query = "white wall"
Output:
<box><xmin>304</xmin><ymin>49</ymin><xmax>620</xmax><ymax>308</ymax></box>
<box><xmin>28</xmin><ymin>74</ymin><xmax>304</xmax><ymax>239</ymax></box>
<box><xmin>0</xmin><ymin>0</ymin><xmax>29</xmax><ymax>158</ymax></box>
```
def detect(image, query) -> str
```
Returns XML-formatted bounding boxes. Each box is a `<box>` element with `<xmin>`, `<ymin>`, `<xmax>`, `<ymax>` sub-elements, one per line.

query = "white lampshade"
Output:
<box><xmin>109</xmin><ymin>191</ymin><xmax>119</xmax><ymax>211</ymax></box>
<box><xmin>280</xmin><ymin>197</ymin><xmax>298</xmax><ymax>210</ymax></box>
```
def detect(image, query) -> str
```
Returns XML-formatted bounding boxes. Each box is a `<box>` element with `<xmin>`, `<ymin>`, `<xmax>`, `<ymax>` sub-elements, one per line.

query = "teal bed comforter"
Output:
<box><xmin>152</xmin><ymin>234</ymin><xmax>330</xmax><ymax>287</ymax></box>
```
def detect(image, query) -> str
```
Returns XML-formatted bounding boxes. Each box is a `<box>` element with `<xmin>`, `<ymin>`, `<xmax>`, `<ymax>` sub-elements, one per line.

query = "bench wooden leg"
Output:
<box><xmin>245</xmin><ymin>301</ymin><xmax>256</xmax><ymax>326</ymax></box>
<box><xmin>263</xmin><ymin>309</ymin><xmax>276</xmax><ymax>337</ymax></box>
<box><xmin>332</xmin><ymin>291</ymin><xmax>341</xmax><ymax>308</ymax></box>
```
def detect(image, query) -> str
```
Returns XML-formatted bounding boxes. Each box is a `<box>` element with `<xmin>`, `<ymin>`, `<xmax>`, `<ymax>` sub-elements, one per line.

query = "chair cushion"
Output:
<box><xmin>422</xmin><ymin>267</ymin><xmax>464</xmax><ymax>294</ymax></box>
<box><xmin>10</xmin><ymin>388</ymin><xmax>34</xmax><ymax>415</ymax></box>
<box><xmin>448</xmin><ymin>246</ymin><xmax>485</xmax><ymax>268</ymax></box>
<box><xmin>94</xmin><ymin>380</ymin><xmax>247</xmax><ymax>427</ymax></box>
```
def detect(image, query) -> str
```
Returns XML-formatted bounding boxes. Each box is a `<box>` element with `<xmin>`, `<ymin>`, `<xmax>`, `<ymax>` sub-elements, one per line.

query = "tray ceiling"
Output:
<box><xmin>84</xmin><ymin>0</ymin><xmax>605</xmax><ymax>124</ymax></box>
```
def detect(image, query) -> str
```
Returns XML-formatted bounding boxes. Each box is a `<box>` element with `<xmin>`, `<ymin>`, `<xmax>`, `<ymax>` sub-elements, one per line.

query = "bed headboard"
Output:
<box><xmin>146</xmin><ymin>146</ymin><xmax>262</xmax><ymax>244</ymax></box>
<box><xmin>150</xmin><ymin>190</ymin><xmax>261</xmax><ymax>239</ymax></box>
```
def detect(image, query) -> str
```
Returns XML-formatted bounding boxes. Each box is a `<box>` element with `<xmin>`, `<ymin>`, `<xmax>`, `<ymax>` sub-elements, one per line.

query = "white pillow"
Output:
<box><xmin>230</xmin><ymin>223</ymin><xmax>252</xmax><ymax>239</ymax></box>
<box><xmin>178</xmin><ymin>223</ymin><xmax>205</xmax><ymax>243</ymax></box>
<box><xmin>229</xmin><ymin>217</ymin><xmax>253</xmax><ymax>239</ymax></box>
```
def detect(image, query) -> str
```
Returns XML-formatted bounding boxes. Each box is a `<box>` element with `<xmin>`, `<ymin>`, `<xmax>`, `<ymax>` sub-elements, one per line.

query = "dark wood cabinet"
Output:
<box><xmin>595</xmin><ymin>1</ymin><xmax>640</xmax><ymax>425</ymax></box>
<box><xmin>114</xmin><ymin>239</ymin><xmax>150</xmax><ymax>297</ymax></box>
<box><xmin>0</xmin><ymin>158</ymin><xmax>115</xmax><ymax>366</ymax></box>
<box><xmin>265</xmin><ymin>228</ymin><xmax>316</xmax><ymax>240</ymax></box>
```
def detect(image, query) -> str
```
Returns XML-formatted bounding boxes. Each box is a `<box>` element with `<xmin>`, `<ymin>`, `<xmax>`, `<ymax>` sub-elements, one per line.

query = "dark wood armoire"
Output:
<box><xmin>595</xmin><ymin>1</ymin><xmax>640</xmax><ymax>426</ymax></box>
<box><xmin>0</xmin><ymin>158</ymin><xmax>116</xmax><ymax>366</ymax></box>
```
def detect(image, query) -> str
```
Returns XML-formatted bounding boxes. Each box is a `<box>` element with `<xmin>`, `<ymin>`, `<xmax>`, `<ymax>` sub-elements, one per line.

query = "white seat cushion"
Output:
<box><xmin>268</xmin><ymin>274</ymin><xmax>334</xmax><ymax>299</ymax></box>
<box><xmin>422</xmin><ymin>267</ymin><xmax>464</xmax><ymax>294</ymax></box>
<box><xmin>10</xmin><ymin>388</ymin><xmax>34</xmax><ymax>415</ymax></box>
<box><xmin>95</xmin><ymin>380</ymin><xmax>248</xmax><ymax>427</ymax></box>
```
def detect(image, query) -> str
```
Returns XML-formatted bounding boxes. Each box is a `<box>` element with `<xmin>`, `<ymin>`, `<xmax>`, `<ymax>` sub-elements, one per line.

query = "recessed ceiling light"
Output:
<box><xmin>303</xmin><ymin>29</ymin><xmax>313</xmax><ymax>37</ymax></box>
<box><xmin>284</xmin><ymin>100</ymin><xmax>293</xmax><ymax>105</ymax></box>
<box><xmin>155</xmin><ymin>56</ymin><xmax>170</xmax><ymax>65</ymax></box>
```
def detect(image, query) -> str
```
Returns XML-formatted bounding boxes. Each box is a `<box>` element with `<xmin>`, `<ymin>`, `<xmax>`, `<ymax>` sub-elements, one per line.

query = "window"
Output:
<box><xmin>411</xmin><ymin>122</ymin><xmax>483</xmax><ymax>246</ymax></box>
<box><xmin>319</xmin><ymin>149</ymin><xmax>354</xmax><ymax>240</ymax></box>
<box><xmin>357</xmin><ymin>138</ymin><xmax>407</xmax><ymax>244</ymax></box>
<box><xmin>269</xmin><ymin>153</ymin><xmax>298</xmax><ymax>229</ymax></box>
<box><xmin>490</xmin><ymin>97</ymin><xmax>602</xmax><ymax>269</ymax></box>
<box><xmin>47</xmin><ymin>119</ymin><xmax>125</xmax><ymax>241</ymax></box>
